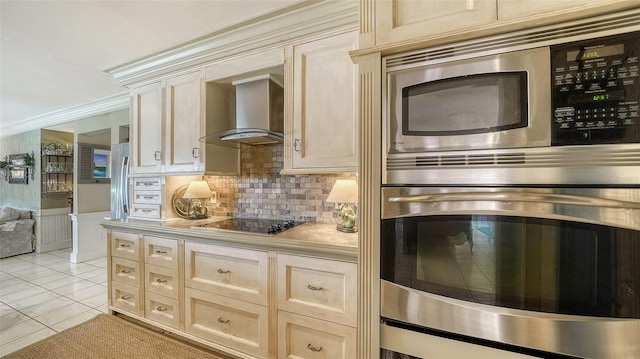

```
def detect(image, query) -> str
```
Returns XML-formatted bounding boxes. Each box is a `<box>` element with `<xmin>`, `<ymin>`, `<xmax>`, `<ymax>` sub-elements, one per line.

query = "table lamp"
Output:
<box><xmin>326</xmin><ymin>178</ymin><xmax>358</xmax><ymax>233</ymax></box>
<box><xmin>182</xmin><ymin>181</ymin><xmax>211</xmax><ymax>219</ymax></box>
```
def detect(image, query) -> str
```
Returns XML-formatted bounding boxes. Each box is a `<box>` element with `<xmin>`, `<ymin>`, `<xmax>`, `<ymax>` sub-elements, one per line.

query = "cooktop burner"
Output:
<box><xmin>194</xmin><ymin>218</ymin><xmax>303</xmax><ymax>235</ymax></box>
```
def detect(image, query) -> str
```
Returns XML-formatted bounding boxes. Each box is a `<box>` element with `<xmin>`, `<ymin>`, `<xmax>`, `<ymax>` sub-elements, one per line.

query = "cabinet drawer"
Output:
<box><xmin>185</xmin><ymin>242</ymin><xmax>268</xmax><ymax>306</ymax></box>
<box><xmin>130</xmin><ymin>204</ymin><xmax>161</xmax><ymax>219</ymax></box>
<box><xmin>145</xmin><ymin>263</ymin><xmax>178</xmax><ymax>299</ymax></box>
<box><xmin>144</xmin><ymin>236</ymin><xmax>178</xmax><ymax>269</ymax></box>
<box><xmin>278</xmin><ymin>311</ymin><xmax>356</xmax><ymax>359</ymax></box>
<box><xmin>145</xmin><ymin>291</ymin><xmax>180</xmax><ymax>329</ymax></box>
<box><xmin>111</xmin><ymin>282</ymin><xmax>143</xmax><ymax>317</ymax></box>
<box><xmin>133</xmin><ymin>190</ymin><xmax>162</xmax><ymax>204</ymax></box>
<box><xmin>133</xmin><ymin>178</ymin><xmax>162</xmax><ymax>191</ymax></box>
<box><xmin>277</xmin><ymin>254</ymin><xmax>357</xmax><ymax>326</ymax></box>
<box><xmin>110</xmin><ymin>231</ymin><xmax>140</xmax><ymax>261</ymax></box>
<box><xmin>111</xmin><ymin>257</ymin><xmax>141</xmax><ymax>288</ymax></box>
<box><xmin>185</xmin><ymin>287</ymin><xmax>268</xmax><ymax>359</ymax></box>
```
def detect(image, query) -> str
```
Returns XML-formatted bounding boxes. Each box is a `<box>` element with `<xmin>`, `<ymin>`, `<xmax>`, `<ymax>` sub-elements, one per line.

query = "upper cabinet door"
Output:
<box><xmin>375</xmin><ymin>0</ymin><xmax>497</xmax><ymax>46</ymax></box>
<box><xmin>497</xmin><ymin>0</ymin><xmax>631</xmax><ymax>20</ymax></box>
<box><xmin>164</xmin><ymin>71</ymin><xmax>205</xmax><ymax>174</ymax></box>
<box><xmin>285</xmin><ymin>31</ymin><xmax>359</xmax><ymax>174</ymax></box>
<box><xmin>131</xmin><ymin>82</ymin><xmax>164</xmax><ymax>174</ymax></box>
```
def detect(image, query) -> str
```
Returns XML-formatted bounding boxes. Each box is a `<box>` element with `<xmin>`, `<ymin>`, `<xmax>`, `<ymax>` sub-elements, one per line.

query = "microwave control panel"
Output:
<box><xmin>551</xmin><ymin>31</ymin><xmax>639</xmax><ymax>146</ymax></box>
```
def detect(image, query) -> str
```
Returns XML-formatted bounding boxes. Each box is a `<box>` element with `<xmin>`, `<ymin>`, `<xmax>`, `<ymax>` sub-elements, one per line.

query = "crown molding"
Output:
<box><xmin>0</xmin><ymin>92</ymin><xmax>129</xmax><ymax>138</ymax></box>
<box><xmin>106</xmin><ymin>0</ymin><xmax>359</xmax><ymax>87</ymax></box>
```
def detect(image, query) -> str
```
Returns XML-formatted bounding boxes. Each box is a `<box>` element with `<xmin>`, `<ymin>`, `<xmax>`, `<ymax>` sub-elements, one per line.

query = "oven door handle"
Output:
<box><xmin>388</xmin><ymin>191</ymin><xmax>640</xmax><ymax>209</ymax></box>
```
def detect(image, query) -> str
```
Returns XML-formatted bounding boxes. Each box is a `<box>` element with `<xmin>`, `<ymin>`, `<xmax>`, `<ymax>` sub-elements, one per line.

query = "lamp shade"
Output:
<box><xmin>326</xmin><ymin>179</ymin><xmax>358</xmax><ymax>204</ymax></box>
<box><xmin>182</xmin><ymin>181</ymin><xmax>211</xmax><ymax>199</ymax></box>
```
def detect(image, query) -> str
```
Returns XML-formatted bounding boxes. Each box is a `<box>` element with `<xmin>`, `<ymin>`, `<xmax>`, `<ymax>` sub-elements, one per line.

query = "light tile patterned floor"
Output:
<box><xmin>0</xmin><ymin>248</ymin><xmax>107</xmax><ymax>356</ymax></box>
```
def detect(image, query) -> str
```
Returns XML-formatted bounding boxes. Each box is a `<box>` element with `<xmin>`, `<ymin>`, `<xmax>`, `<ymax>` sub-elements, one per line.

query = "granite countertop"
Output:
<box><xmin>101</xmin><ymin>217</ymin><xmax>358</xmax><ymax>261</ymax></box>
<box><xmin>274</xmin><ymin>222</ymin><xmax>358</xmax><ymax>247</ymax></box>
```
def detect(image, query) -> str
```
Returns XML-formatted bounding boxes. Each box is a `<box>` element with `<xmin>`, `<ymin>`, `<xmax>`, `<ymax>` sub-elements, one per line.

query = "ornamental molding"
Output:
<box><xmin>0</xmin><ymin>92</ymin><xmax>129</xmax><ymax>138</ymax></box>
<box><xmin>106</xmin><ymin>0</ymin><xmax>359</xmax><ymax>88</ymax></box>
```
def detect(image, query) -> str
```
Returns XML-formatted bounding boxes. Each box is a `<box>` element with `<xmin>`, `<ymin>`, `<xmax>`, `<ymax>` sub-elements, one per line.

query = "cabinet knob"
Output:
<box><xmin>154</xmin><ymin>151</ymin><xmax>162</xmax><ymax>161</ymax></box>
<box><xmin>307</xmin><ymin>344</ymin><xmax>323</xmax><ymax>352</ymax></box>
<box><xmin>294</xmin><ymin>139</ymin><xmax>302</xmax><ymax>152</ymax></box>
<box><xmin>192</xmin><ymin>147</ymin><xmax>200</xmax><ymax>159</ymax></box>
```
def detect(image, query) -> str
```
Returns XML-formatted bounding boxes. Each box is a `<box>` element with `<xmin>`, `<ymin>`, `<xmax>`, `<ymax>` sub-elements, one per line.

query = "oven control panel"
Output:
<box><xmin>551</xmin><ymin>31</ymin><xmax>639</xmax><ymax>145</ymax></box>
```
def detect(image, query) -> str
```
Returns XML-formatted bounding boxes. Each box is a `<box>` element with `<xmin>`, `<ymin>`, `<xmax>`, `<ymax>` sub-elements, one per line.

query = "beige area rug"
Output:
<box><xmin>3</xmin><ymin>314</ymin><xmax>229</xmax><ymax>359</ymax></box>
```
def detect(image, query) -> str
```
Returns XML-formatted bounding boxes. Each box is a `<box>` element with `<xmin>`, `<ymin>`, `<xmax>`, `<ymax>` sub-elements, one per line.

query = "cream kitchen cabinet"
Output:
<box><xmin>282</xmin><ymin>30</ymin><xmax>359</xmax><ymax>174</ymax></box>
<box><xmin>131</xmin><ymin>81</ymin><xmax>164</xmax><ymax>174</ymax></box>
<box><xmin>108</xmin><ymin>231</ymin><xmax>144</xmax><ymax>317</ymax></box>
<box><xmin>105</xmin><ymin>224</ymin><xmax>358</xmax><ymax>359</ymax></box>
<box><xmin>143</xmin><ymin>235</ymin><xmax>182</xmax><ymax>330</ymax></box>
<box><xmin>129</xmin><ymin>177</ymin><xmax>164</xmax><ymax>220</ymax></box>
<box><xmin>375</xmin><ymin>0</ymin><xmax>497</xmax><ymax>46</ymax></box>
<box><xmin>371</xmin><ymin>0</ymin><xmax>634</xmax><ymax>49</ymax></box>
<box><xmin>130</xmin><ymin>70</ymin><xmax>239</xmax><ymax>176</ymax></box>
<box><xmin>184</xmin><ymin>241</ymin><xmax>270</xmax><ymax>358</ymax></box>
<box><xmin>163</xmin><ymin>71</ymin><xmax>206</xmax><ymax>174</ymax></box>
<box><xmin>497</xmin><ymin>0</ymin><xmax>633</xmax><ymax>21</ymax></box>
<box><xmin>277</xmin><ymin>253</ymin><xmax>357</xmax><ymax>359</ymax></box>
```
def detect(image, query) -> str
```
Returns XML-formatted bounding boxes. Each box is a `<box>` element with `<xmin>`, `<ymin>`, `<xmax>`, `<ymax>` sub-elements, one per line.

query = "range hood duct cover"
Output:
<box><xmin>201</xmin><ymin>74</ymin><xmax>284</xmax><ymax>147</ymax></box>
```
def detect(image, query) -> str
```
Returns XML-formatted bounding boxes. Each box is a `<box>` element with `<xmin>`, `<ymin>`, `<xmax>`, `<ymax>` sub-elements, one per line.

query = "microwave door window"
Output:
<box><xmin>402</xmin><ymin>73</ymin><xmax>527</xmax><ymax>136</ymax></box>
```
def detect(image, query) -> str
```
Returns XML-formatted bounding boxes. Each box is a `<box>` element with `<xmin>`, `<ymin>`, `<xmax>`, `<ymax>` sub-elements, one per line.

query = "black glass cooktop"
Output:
<box><xmin>194</xmin><ymin>218</ymin><xmax>303</xmax><ymax>235</ymax></box>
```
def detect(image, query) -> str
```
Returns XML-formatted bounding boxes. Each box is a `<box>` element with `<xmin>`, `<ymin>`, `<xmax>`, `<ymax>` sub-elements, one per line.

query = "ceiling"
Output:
<box><xmin>0</xmin><ymin>0</ymin><xmax>298</xmax><ymax>135</ymax></box>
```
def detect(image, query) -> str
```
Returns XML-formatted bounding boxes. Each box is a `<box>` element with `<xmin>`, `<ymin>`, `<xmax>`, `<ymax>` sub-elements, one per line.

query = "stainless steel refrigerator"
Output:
<box><xmin>110</xmin><ymin>143</ymin><xmax>130</xmax><ymax>219</ymax></box>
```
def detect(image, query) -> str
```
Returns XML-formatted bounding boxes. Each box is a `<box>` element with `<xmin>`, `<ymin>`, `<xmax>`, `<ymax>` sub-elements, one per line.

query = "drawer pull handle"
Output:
<box><xmin>307</xmin><ymin>344</ymin><xmax>323</xmax><ymax>352</ymax></box>
<box><xmin>120</xmin><ymin>269</ymin><xmax>131</xmax><ymax>274</ymax></box>
<box><xmin>307</xmin><ymin>284</ymin><xmax>323</xmax><ymax>291</ymax></box>
<box><xmin>217</xmin><ymin>268</ymin><xmax>230</xmax><ymax>274</ymax></box>
<box><xmin>156</xmin><ymin>306</ymin><xmax>167</xmax><ymax>312</ymax></box>
<box><xmin>141</xmin><ymin>209</ymin><xmax>153</xmax><ymax>213</ymax></box>
<box><xmin>142</xmin><ymin>196</ymin><xmax>155</xmax><ymax>199</ymax></box>
<box><xmin>217</xmin><ymin>317</ymin><xmax>230</xmax><ymax>324</ymax></box>
<box><xmin>143</xmin><ymin>182</ymin><xmax>155</xmax><ymax>186</ymax></box>
<box><xmin>156</xmin><ymin>278</ymin><xmax>167</xmax><ymax>284</ymax></box>
<box><xmin>119</xmin><ymin>243</ymin><xmax>131</xmax><ymax>248</ymax></box>
<box><xmin>120</xmin><ymin>295</ymin><xmax>131</xmax><ymax>300</ymax></box>
<box><xmin>155</xmin><ymin>250</ymin><xmax>167</xmax><ymax>254</ymax></box>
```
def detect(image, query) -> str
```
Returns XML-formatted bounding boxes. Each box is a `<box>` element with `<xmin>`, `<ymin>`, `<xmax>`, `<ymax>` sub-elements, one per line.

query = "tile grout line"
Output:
<box><xmin>0</xmin><ymin>251</ymin><xmax>108</xmax><ymax>349</ymax></box>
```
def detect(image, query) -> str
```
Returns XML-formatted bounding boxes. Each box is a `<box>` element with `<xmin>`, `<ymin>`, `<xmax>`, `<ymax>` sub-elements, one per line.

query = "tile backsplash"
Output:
<box><xmin>203</xmin><ymin>143</ymin><xmax>356</xmax><ymax>223</ymax></box>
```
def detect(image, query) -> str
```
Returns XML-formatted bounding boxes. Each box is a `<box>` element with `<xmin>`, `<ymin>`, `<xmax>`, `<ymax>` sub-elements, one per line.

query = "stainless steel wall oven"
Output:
<box><xmin>380</xmin><ymin>187</ymin><xmax>640</xmax><ymax>358</ymax></box>
<box><xmin>380</xmin><ymin>9</ymin><xmax>640</xmax><ymax>359</ymax></box>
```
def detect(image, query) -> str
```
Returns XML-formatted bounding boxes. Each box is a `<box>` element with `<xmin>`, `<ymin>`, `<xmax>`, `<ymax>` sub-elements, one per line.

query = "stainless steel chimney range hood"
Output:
<box><xmin>200</xmin><ymin>74</ymin><xmax>284</xmax><ymax>147</ymax></box>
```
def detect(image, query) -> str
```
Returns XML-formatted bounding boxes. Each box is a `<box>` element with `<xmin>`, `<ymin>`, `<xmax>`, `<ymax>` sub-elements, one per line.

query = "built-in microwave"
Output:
<box><xmin>384</xmin><ymin>30</ymin><xmax>640</xmax><ymax>186</ymax></box>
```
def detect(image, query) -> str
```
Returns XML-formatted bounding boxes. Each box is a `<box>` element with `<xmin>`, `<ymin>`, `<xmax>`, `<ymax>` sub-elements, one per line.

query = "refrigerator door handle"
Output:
<box><xmin>121</xmin><ymin>156</ymin><xmax>129</xmax><ymax>214</ymax></box>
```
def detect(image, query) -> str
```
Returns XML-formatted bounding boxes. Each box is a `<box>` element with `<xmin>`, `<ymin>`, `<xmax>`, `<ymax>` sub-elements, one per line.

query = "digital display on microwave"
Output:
<box><xmin>566</xmin><ymin>44</ymin><xmax>624</xmax><ymax>61</ymax></box>
<box><xmin>401</xmin><ymin>72</ymin><xmax>528</xmax><ymax>136</ymax></box>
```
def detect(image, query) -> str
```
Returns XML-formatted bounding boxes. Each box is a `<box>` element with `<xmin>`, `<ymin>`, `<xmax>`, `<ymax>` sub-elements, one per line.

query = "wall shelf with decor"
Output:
<box><xmin>0</xmin><ymin>153</ymin><xmax>35</xmax><ymax>184</ymax></box>
<box><xmin>41</xmin><ymin>154</ymin><xmax>74</xmax><ymax>197</ymax></box>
